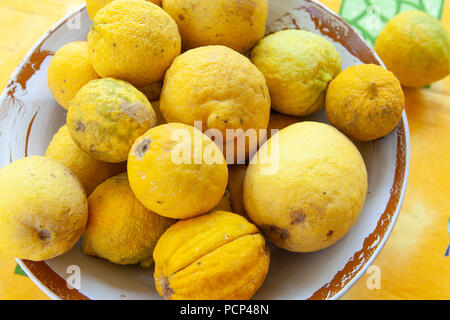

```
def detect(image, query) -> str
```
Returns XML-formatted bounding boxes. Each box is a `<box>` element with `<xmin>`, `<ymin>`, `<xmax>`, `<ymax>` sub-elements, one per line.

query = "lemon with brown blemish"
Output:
<box><xmin>87</xmin><ymin>0</ymin><xmax>181</xmax><ymax>86</ymax></box>
<box><xmin>251</xmin><ymin>30</ymin><xmax>342</xmax><ymax>116</ymax></box>
<box><xmin>47</xmin><ymin>41</ymin><xmax>99</xmax><ymax>110</ymax></box>
<box><xmin>160</xmin><ymin>45</ymin><xmax>271</xmax><ymax>160</ymax></box>
<box><xmin>0</xmin><ymin>156</ymin><xmax>88</xmax><ymax>261</ymax></box>
<box><xmin>46</xmin><ymin>125</ymin><xmax>126</xmax><ymax>195</ymax></box>
<box><xmin>86</xmin><ymin>0</ymin><xmax>162</xmax><ymax>20</ymax></box>
<box><xmin>153</xmin><ymin>210</ymin><xmax>270</xmax><ymax>300</ymax></box>
<box><xmin>375</xmin><ymin>10</ymin><xmax>450</xmax><ymax>87</ymax></box>
<box><xmin>326</xmin><ymin>64</ymin><xmax>405</xmax><ymax>142</ymax></box>
<box><xmin>162</xmin><ymin>0</ymin><xmax>268</xmax><ymax>54</ymax></box>
<box><xmin>244</xmin><ymin>122</ymin><xmax>367</xmax><ymax>252</ymax></box>
<box><xmin>82</xmin><ymin>173</ymin><xmax>174</xmax><ymax>268</ymax></box>
<box><xmin>67</xmin><ymin>78</ymin><xmax>156</xmax><ymax>163</ymax></box>
<box><xmin>128</xmin><ymin>123</ymin><xmax>228</xmax><ymax>219</ymax></box>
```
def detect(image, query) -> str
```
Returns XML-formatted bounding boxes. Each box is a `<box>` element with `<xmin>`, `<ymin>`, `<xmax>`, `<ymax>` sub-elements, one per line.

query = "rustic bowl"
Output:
<box><xmin>0</xmin><ymin>0</ymin><xmax>410</xmax><ymax>300</ymax></box>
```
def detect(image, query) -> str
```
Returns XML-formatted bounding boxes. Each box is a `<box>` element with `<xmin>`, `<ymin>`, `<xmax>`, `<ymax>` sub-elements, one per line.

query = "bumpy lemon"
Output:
<box><xmin>244</xmin><ymin>122</ymin><xmax>367</xmax><ymax>252</ymax></box>
<box><xmin>160</xmin><ymin>45</ymin><xmax>271</xmax><ymax>159</ymax></box>
<box><xmin>153</xmin><ymin>211</ymin><xmax>270</xmax><ymax>300</ymax></box>
<box><xmin>87</xmin><ymin>0</ymin><xmax>161</xmax><ymax>20</ymax></box>
<box><xmin>128</xmin><ymin>123</ymin><xmax>228</xmax><ymax>219</ymax></box>
<box><xmin>375</xmin><ymin>11</ymin><xmax>450</xmax><ymax>87</ymax></box>
<box><xmin>0</xmin><ymin>156</ymin><xmax>88</xmax><ymax>261</ymax></box>
<box><xmin>47</xmin><ymin>41</ymin><xmax>99</xmax><ymax>110</ymax></box>
<box><xmin>251</xmin><ymin>30</ymin><xmax>342</xmax><ymax>116</ymax></box>
<box><xmin>162</xmin><ymin>0</ymin><xmax>267</xmax><ymax>53</ymax></box>
<box><xmin>67</xmin><ymin>78</ymin><xmax>156</xmax><ymax>163</ymax></box>
<box><xmin>87</xmin><ymin>0</ymin><xmax>181</xmax><ymax>86</ymax></box>
<box><xmin>326</xmin><ymin>64</ymin><xmax>405</xmax><ymax>142</ymax></box>
<box><xmin>82</xmin><ymin>173</ymin><xmax>174</xmax><ymax>268</ymax></box>
<box><xmin>45</xmin><ymin>125</ymin><xmax>125</xmax><ymax>194</ymax></box>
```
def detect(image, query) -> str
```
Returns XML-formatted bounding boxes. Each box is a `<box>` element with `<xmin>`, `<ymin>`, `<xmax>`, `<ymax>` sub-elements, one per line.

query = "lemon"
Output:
<box><xmin>0</xmin><ymin>156</ymin><xmax>88</xmax><ymax>261</ymax></box>
<box><xmin>244</xmin><ymin>122</ymin><xmax>367</xmax><ymax>252</ymax></box>
<box><xmin>375</xmin><ymin>10</ymin><xmax>450</xmax><ymax>87</ymax></box>
<box><xmin>162</xmin><ymin>0</ymin><xmax>267</xmax><ymax>53</ymax></box>
<box><xmin>153</xmin><ymin>211</ymin><xmax>270</xmax><ymax>300</ymax></box>
<box><xmin>326</xmin><ymin>64</ymin><xmax>405</xmax><ymax>141</ymax></box>
<box><xmin>128</xmin><ymin>123</ymin><xmax>228</xmax><ymax>219</ymax></box>
<box><xmin>46</xmin><ymin>125</ymin><xmax>125</xmax><ymax>194</ymax></box>
<box><xmin>67</xmin><ymin>78</ymin><xmax>156</xmax><ymax>163</ymax></box>
<box><xmin>86</xmin><ymin>0</ymin><xmax>161</xmax><ymax>20</ymax></box>
<box><xmin>160</xmin><ymin>45</ymin><xmax>271</xmax><ymax>160</ymax></box>
<box><xmin>87</xmin><ymin>0</ymin><xmax>181</xmax><ymax>86</ymax></box>
<box><xmin>251</xmin><ymin>30</ymin><xmax>342</xmax><ymax>116</ymax></box>
<box><xmin>82</xmin><ymin>173</ymin><xmax>174</xmax><ymax>268</ymax></box>
<box><xmin>47</xmin><ymin>41</ymin><xmax>99</xmax><ymax>110</ymax></box>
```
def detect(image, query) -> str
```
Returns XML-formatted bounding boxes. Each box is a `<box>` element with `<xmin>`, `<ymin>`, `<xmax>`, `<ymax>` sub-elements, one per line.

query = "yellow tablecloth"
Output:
<box><xmin>0</xmin><ymin>0</ymin><xmax>448</xmax><ymax>300</ymax></box>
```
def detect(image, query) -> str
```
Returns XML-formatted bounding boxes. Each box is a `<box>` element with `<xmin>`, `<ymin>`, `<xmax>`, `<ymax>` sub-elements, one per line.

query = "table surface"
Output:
<box><xmin>0</xmin><ymin>0</ymin><xmax>449</xmax><ymax>300</ymax></box>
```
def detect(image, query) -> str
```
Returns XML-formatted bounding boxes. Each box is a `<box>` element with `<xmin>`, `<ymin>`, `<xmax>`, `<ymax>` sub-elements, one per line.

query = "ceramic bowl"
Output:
<box><xmin>0</xmin><ymin>0</ymin><xmax>410</xmax><ymax>300</ymax></box>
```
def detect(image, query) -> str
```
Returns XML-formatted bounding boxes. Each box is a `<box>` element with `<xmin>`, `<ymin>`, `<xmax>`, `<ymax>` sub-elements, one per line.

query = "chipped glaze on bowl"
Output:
<box><xmin>0</xmin><ymin>0</ymin><xmax>410</xmax><ymax>300</ymax></box>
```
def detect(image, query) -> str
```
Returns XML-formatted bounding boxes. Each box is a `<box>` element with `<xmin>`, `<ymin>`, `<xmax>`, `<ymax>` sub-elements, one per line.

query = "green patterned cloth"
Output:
<box><xmin>339</xmin><ymin>0</ymin><xmax>445</xmax><ymax>46</ymax></box>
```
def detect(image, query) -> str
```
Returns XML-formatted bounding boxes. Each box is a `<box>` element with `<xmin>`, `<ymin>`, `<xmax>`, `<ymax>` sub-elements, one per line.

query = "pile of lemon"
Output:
<box><xmin>0</xmin><ymin>0</ymin><xmax>448</xmax><ymax>300</ymax></box>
